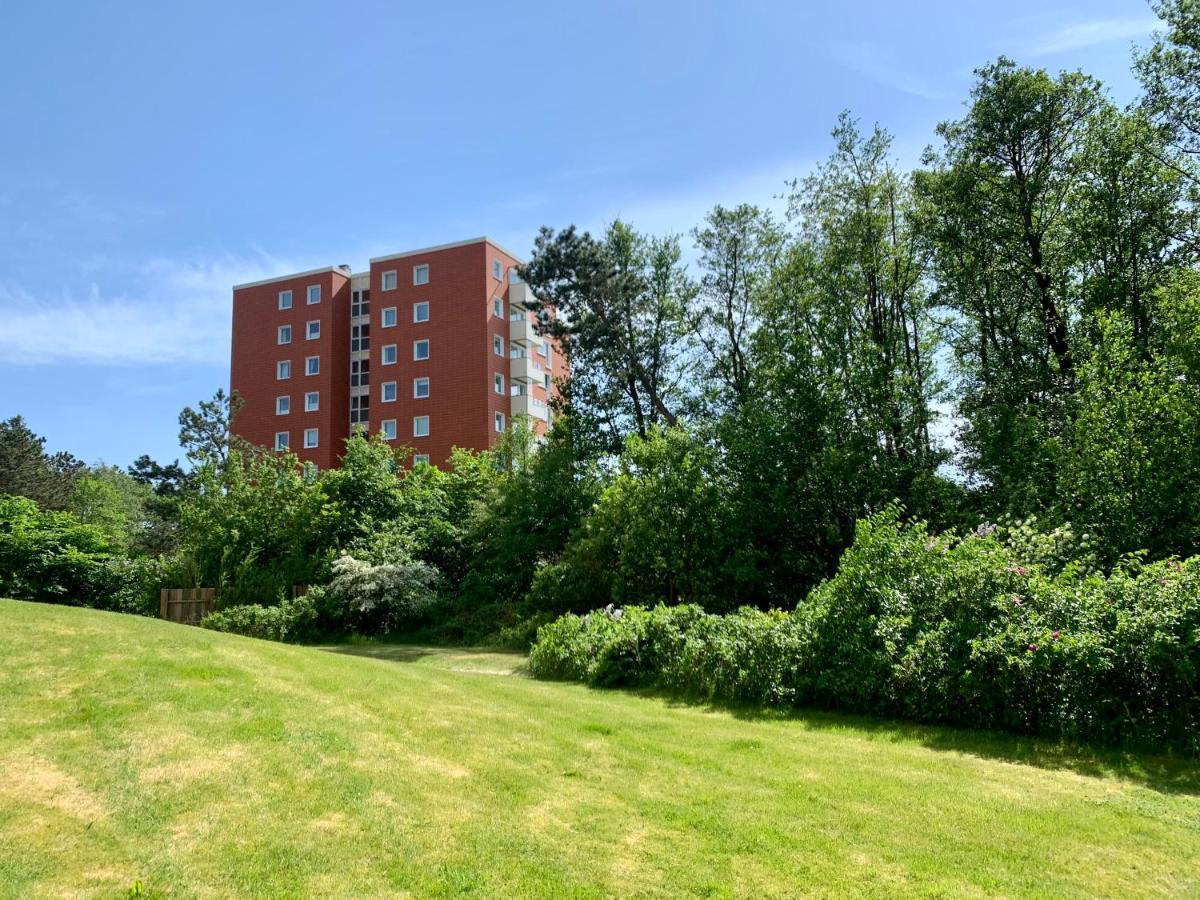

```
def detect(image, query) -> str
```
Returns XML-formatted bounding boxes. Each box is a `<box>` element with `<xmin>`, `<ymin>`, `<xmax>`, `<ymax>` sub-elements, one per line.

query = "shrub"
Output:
<box><xmin>323</xmin><ymin>553</ymin><xmax>439</xmax><ymax>635</ymax></box>
<box><xmin>201</xmin><ymin>593</ymin><xmax>319</xmax><ymax>643</ymax></box>
<box><xmin>530</xmin><ymin>509</ymin><xmax>1200</xmax><ymax>753</ymax></box>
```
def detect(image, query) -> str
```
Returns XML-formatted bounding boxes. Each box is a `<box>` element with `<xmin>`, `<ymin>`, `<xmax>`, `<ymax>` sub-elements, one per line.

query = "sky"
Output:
<box><xmin>0</xmin><ymin>0</ymin><xmax>1164</xmax><ymax>467</ymax></box>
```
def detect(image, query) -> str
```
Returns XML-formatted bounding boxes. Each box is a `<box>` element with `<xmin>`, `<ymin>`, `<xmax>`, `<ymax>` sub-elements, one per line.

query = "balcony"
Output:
<box><xmin>510</xmin><ymin>352</ymin><xmax>546</xmax><ymax>385</ymax></box>
<box><xmin>509</xmin><ymin>315</ymin><xmax>534</xmax><ymax>347</ymax></box>
<box><xmin>511</xmin><ymin>392</ymin><xmax>549</xmax><ymax>422</ymax></box>
<box><xmin>509</xmin><ymin>281</ymin><xmax>536</xmax><ymax>311</ymax></box>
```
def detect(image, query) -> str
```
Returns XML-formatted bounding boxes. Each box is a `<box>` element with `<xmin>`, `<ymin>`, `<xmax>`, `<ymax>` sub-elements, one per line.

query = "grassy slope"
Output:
<box><xmin>1</xmin><ymin>601</ymin><xmax>1198</xmax><ymax>899</ymax></box>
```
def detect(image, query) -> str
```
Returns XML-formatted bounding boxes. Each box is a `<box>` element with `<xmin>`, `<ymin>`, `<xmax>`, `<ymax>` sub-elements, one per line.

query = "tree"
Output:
<box><xmin>691</xmin><ymin>204</ymin><xmax>785</xmax><ymax>410</ymax></box>
<box><xmin>521</xmin><ymin>221</ymin><xmax>697</xmax><ymax>451</ymax></box>
<box><xmin>0</xmin><ymin>416</ymin><xmax>84</xmax><ymax>510</ymax></box>
<box><xmin>1136</xmin><ymin>1</ymin><xmax>1200</xmax><ymax>180</ymax></box>
<box><xmin>915</xmin><ymin>60</ymin><xmax>1105</xmax><ymax>510</ymax></box>
<box><xmin>178</xmin><ymin>389</ymin><xmax>245</xmax><ymax>469</ymax></box>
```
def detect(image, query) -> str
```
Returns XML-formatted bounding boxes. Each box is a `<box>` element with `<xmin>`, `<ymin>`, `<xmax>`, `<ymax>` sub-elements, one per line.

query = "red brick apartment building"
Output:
<box><xmin>230</xmin><ymin>237</ymin><xmax>567</xmax><ymax>468</ymax></box>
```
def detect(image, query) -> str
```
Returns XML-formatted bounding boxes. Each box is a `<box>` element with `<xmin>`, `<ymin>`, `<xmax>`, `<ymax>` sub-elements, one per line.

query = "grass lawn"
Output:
<box><xmin>2</xmin><ymin>600</ymin><xmax>1199</xmax><ymax>898</ymax></box>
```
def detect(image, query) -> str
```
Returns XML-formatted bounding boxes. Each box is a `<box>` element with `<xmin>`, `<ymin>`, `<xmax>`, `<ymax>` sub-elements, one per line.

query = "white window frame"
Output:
<box><xmin>306</xmin><ymin>320</ymin><xmax>320</xmax><ymax>340</ymax></box>
<box><xmin>278</xmin><ymin>289</ymin><xmax>292</xmax><ymax>310</ymax></box>
<box><xmin>508</xmin><ymin>267</ymin><xmax>519</xmax><ymax>285</ymax></box>
<box><xmin>305</xmin><ymin>391</ymin><xmax>319</xmax><ymax>412</ymax></box>
<box><xmin>493</xmin><ymin>334</ymin><xmax>504</xmax><ymax>356</ymax></box>
<box><xmin>413</xmin><ymin>415</ymin><xmax>430</xmax><ymax>438</ymax></box>
<box><xmin>276</xmin><ymin>360</ymin><xmax>291</xmax><ymax>380</ymax></box>
<box><xmin>278</xmin><ymin>325</ymin><xmax>292</xmax><ymax>345</ymax></box>
<box><xmin>494</xmin><ymin>373</ymin><xmax>504</xmax><ymax>395</ymax></box>
<box><xmin>492</xmin><ymin>259</ymin><xmax>502</xmax><ymax>280</ymax></box>
<box><xmin>413</xmin><ymin>377</ymin><xmax>430</xmax><ymax>399</ymax></box>
<box><xmin>381</xmin><ymin>419</ymin><xmax>397</xmax><ymax>441</ymax></box>
<box><xmin>413</xmin><ymin>264</ymin><xmax>429</xmax><ymax>285</ymax></box>
<box><xmin>305</xmin><ymin>356</ymin><xmax>320</xmax><ymax>376</ymax></box>
<box><xmin>495</xmin><ymin>412</ymin><xmax>505</xmax><ymax>433</ymax></box>
<box><xmin>381</xmin><ymin>381</ymin><xmax>397</xmax><ymax>402</ymax></box>
<box><xmin>413</xmin><ymin>339</ymin><xmax>430</xmax><ymax>361</ymax></box>
<box><xmin>382</xmin><ymin>344</ymin><xmax>397</xmax><ymax>365</ymax></box>
<box><xmin>307</xmin><ymin>284</ymin><xmax>321</xmax><ymax>305</ymax></box>
<box><xmin>303</xmin><ymin>427</ymin><xmax>319</xmax><ymax>449</ymax></box>
<box><xmin>381</xmin><ymin>270</ymin><xmax>398</xmax><ymax>291</ymax></box>
<box><xmin>382</xmin><ymin>307</ymin><xmax>397</xmax><ymax>328</ymax></box>
<box><xmin>413</xmin><ymin>454</ymin><xmax>430</xmax><ymax>466</ymax></box>
<box><xmin>274</xmin><ymin>431</ymin><xmax>289</xmax><ymax>451</ymax></box>
<box><xmin>276</xmin><ymin>395</ymin><xmax>290</xmax><ymax>415</ymax></box>
<box><xmin>492</xmin><ymin>297</ymin><xmax>503</xmax><ymax>318</ymax></box>
<box><xmin>413</xmin><ymin>301</ymin><xmax>429</xmax><ymax>323</ymax></box>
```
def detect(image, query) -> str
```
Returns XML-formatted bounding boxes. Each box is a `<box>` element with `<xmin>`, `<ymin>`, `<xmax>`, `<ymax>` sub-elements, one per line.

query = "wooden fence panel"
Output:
<box><xmin>159</xmin><ymin>588</ymin><xmax>217</xmax><ymax>625</ymax></box>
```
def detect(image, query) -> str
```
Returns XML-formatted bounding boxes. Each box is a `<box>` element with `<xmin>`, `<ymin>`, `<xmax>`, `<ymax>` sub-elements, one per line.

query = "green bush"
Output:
<box><xmin>200</xmin><ymin>593</ymin><xmax>319</xmax><ymax>642</ymax></box>
<box><xmin>530</xmin><ymin>509</ymin><xmax>1200</xmax><ymax>753</ymax></box>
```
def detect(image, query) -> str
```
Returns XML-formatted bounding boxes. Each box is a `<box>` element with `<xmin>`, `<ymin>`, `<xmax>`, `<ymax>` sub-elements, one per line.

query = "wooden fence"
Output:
<box><xmin>159</xmin><ymin>588</ymin><xmax>216</xmax><ymax>625</ymax></box>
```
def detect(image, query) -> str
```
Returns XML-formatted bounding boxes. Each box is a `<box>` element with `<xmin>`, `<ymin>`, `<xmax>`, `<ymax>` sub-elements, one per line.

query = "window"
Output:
<box><xmin>413</xmin><ymin>377</ymin><xmax>430</xmax><ymax>399</ymax></box>
<box><xmin>305</xmin><ymin>391</ymin><xmax>319</xmax><ymax>412</ymax></box>
<box><xmin>413</xmin><ymin>264</ymin><xmax>429</xmax><ymax>285</ymax></box>
<box><xmin>493</xmin><ymin>334</ymin><xmax>504</xmax><ymax>356</ymax></box>
<box><xmin>494</xmin><ymin>373</ymin><xmax>504</xmax><ymax>395</ymax></box>
<box><xmin>276</xmin><ymin>396</ymin><xmax>290</xmax><ymax>415</ymax></box>
<box><xmin>304</xmin><ymin>428</ymin><xmax>319</xmax><ymax>449</ymax></box>
<box><xmin>351</xmin><ymin>322</ymin><xmax>369</xmax><ymax>352</ymax></box>
<box><xmin>350</xmin><ymin>394</ymin><xmax>370</xmax><ymax>425</ymax></box>
<box><xmin>381</xmin><ymin>270</ymin><xmax>397</xmax><ymax>291</ymax></box>
<box><xmin>508</xmin><ymin>267</ymin><xmax>520</xmax><ymax>285</ymax></box>
<box><xmin>274</xmin><ymin>432</ymin><xmax>289</xmax><ymax>451</ymax></box>
<box><xmin>413</xmin><ymin>301</ymin><xmax>429</xmax><ymax>323</ymax></box>
<box><xmin>413</xmin><ymin>339</ymin><xmax>429</xmax><ymax>360</ymax></box>
<box><xmin>306</xmin><ymin>320</ymin><xmax>320</xmax><ymax>340</ymax></box>
<box><xmin>381</xmin><ymin>419</ymin><xmax>397</xmax><ymax>440</ymax></box>
<box><xmin>307</xmin><ymin>284</ymin><xmax>321</xmax><ymax>305</ymax></box>
<box><xmin>351</xmin><ymin>358</ymin><xmax>370</xmax><ymax>387</ymax></box>
<box><xmin>413</xmin><ymin>454</ymin><xmax>430</xmax><ymax>466</ymax></box>
<box><xmin>276</xmin><ymin>360</ymin><xmax>291</xmax><ymax>379</ymax></box>
<box><xmin>278</xmin><ymin>289</ymin><xmax>292</xmax><ymax>310</ymax></box>
<box><xmin>413</xmin><ymin>415</ymin><xmax>430</xmax><ymax>438</ymax></box>
<box><xmin>351</xmin><ymin>289</ymin><xmax>371</xmax><ymax>317</ymax></box>
<box><xmin>493</xmin><ymin>297</ymin><xmax>503</xmax><ymax>318</ymax></box>
<box><xmin>382</xmin><ymin>344</ymin><xmax>397</xmax><ymax>365</ymax></box>
<box><xmin>306</xmin><ymin>356</ymin><xmax>319</xmax><ymax>376</ymax></box>
<box><xmin>381</xmin><ymin>381</ymin><xmax>397</xmax><ymax>402</ymax></box>
<box><xmin>382</xmin><ymin>307</ymin><xmax>397</xmax><ymax>328</ymax></box>
<box><xmin>278</xmin><ymin>325</ymin><xmax>292</xmax><ymax>345</ymax></box>
<box><xmin>495</xmin><ymin>412</ymin><xmax>505</xmax><ymax>433</ymax></box>
<box><xmin>492</xmin><ymin>258</ymin><xmax>502</xmax><ymax>280</ymax></box>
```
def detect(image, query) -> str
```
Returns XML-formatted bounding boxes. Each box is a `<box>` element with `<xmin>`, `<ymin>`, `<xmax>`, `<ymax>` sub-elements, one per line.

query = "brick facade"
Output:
<box><xmin>230</xmin><ymin>238</ymin><xmax>563</xmax><ymax>468</ymax></box>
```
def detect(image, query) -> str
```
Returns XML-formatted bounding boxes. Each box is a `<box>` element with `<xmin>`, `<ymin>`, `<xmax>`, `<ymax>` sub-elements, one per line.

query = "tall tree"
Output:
<box><xmin>0</xmin><ymin>416</ymin><xmax>83</xmax><ymax>510</ymax></box>
<box><xmin>691</xmin><ymin>204</ymin><xmax>785</xmax><ymax>410</ymax></box>
<box><xmin>521</xmin><ymin>221</ymin><xmax>697</xmax><ymax>451</ymax></box>
<box><xmin>1136</xmin><ymin>0</ymin><xmax>1200</xmax><ymax>178</ymax></box>
<box><xmin>178</xmin><ymin>389</ymin><xmax>245</xmax><ymax>469</ymax></box>
<box><xmin>915</xmin><ymin>60</ymin><xmax>1105</xmax><ymax>509</ymax></box>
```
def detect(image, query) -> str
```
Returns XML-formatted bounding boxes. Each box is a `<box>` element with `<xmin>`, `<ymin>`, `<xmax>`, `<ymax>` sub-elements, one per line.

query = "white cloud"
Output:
<box><xmin>1025</xmin><ymin>16</ymin><xmax>1160</xmax><ymax>56</ymax></box>
<box><xmin>832</xmin><ymin>40</ymin><xmax>950</xmax><ymax>102</ymax></box>
<box><xmin>0</xmin><ymin>251</ymin><xmax>302</xmax><ymax>366</ymax></box>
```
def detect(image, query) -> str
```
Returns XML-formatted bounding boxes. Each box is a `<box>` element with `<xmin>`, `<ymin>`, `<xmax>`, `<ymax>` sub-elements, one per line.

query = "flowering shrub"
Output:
<box><xmin>530</xmin><ymin>508</ymin><xmax>1200</xmax><ymax>753</ymax></box>
<box><xmin>323</xmin><ymin>553</ymin><xmax>439</xmax><ymax>634</ymax></box>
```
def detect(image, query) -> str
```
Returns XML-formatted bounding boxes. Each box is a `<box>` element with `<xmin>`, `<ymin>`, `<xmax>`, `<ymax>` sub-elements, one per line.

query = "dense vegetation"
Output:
<box><xmin>3</xmin><ymin>2</ymin><xmax>1200</xmax><ymax>751</ymax></box>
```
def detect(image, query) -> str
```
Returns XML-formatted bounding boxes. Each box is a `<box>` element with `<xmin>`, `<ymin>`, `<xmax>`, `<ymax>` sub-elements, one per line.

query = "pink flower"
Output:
<box><xmin>1052</xmin><ymin>631</ymin><xmax>1061</xmax><ymax>641</ymax></box>
<box><xmin>1028</xmin><ymin>644</ymin><xmax>1037</xmax><ymax>653</ymax></box>
<box><xmin>1012</xmin><ymin>595</ymin><xmax>1023</xmax><ymax>606</ymax></box>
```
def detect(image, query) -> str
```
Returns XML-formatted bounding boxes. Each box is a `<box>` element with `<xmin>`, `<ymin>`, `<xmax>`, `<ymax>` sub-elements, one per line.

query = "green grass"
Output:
<box><xmin>2</xmin><ymin>600</ymin><xmax>1199</xmax><ymax>898</ymax></box>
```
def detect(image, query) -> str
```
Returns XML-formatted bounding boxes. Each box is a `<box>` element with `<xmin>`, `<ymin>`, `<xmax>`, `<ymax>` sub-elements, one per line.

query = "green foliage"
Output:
<box><xmin>532</xmin><ymin>509</ymin><xmax>1200</xmax><ymax>752</ymax></box>
<box><xmin>201</xmin><ymin>592</ymin><xmax>319</xmax><ymax>642</ymax></box>
<box><xmin>323</xmin><ymin>553</ymin><xmax>439</xmax><ymax>635</ymax></box>
<box><xmin>0</xmin><ymin>492</ymin><xmax>161</xmax><ymax>614</ymax></box>
<box><xmin>0</xmin><ymin>416</ymin><xmax>83</xmax><ymax>510</ymax></box>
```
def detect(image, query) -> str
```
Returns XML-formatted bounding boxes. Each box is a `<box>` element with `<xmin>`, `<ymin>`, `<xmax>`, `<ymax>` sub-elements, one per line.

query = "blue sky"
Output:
<box><xmin>0</xmin><ymin>0</ymin><xmax>1162</xmax><ymax>467</ymax></box>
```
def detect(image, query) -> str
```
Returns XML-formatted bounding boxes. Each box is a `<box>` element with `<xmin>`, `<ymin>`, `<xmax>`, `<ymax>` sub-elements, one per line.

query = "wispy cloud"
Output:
<box><xmin>832</xmin><ymin>40</ymin><xmax>949</xmax><ymax>101</ymax></box>
<box><xmin>1024</xmin><ymin>15</ymin><xmax>1160</xmax><ymax>56</ymax></box>
<box><xmin>0</xmin><ymin>252</ymin><xmax>301</xmax><ymax>366</ymax></box>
